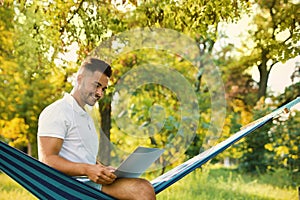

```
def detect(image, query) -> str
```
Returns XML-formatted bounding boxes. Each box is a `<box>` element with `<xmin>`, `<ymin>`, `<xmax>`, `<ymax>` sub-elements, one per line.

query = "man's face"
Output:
<box><xmin>79</xmin><ymin>71</ymin><xmax>109</xmax><ymax>106</ymax></box>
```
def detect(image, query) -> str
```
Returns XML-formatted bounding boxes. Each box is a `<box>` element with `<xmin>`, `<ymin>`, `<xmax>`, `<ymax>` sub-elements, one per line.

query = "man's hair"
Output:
<box><xmin>80</xmin><ymin>57</ymin><xmax>112</xmax><ymax>78</ymax></box>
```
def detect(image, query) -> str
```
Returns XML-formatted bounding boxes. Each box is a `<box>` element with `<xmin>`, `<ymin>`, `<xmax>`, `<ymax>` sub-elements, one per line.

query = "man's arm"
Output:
<box><xmin>38</xmin><ymin>136</ymin><xmax>116</xmax><ymax>185</ymax></box>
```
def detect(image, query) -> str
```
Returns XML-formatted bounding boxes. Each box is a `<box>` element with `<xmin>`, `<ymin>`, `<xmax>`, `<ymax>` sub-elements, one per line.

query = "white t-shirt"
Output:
<box><xmin>38</xmin><ymin>93</ymin><xmax>99</xmax><ymax>164</ymax></box>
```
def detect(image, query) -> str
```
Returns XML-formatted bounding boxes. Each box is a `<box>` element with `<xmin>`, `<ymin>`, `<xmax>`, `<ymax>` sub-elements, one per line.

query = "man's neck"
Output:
<box><xmin>70</xmin><ymin>90</ymin><xmax>85</xmax><ymax>110</ymax></box>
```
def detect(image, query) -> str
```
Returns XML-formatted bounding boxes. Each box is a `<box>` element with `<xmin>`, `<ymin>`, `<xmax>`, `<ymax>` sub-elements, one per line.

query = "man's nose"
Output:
<box><xmin>96</xmin><ymin>88</ymin><xmax>103</xmax><ymax>97</ymax></box>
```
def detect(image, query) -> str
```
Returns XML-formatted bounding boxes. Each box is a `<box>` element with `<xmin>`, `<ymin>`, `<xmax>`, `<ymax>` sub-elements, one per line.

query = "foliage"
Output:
<box><xmin>238</xmin><ymin>93</ymin><xmax>300</xmax><ymax>179</ymax></box>
<box><xmin>235</xmin><ymin>0</ymin><xmax>300</xmax><ymax>99</ymax></box>
<box><xmin>213</xmin><ymin>49</ymin><xmax>258</xmax><ymax>163</ymax></box>
<box><xmin>108</xmin><ymin>49</ymin><xmax>201</xmax><ymax>170</ymax></box>
<box><xmin>128</xmin><ymin>0</ymin><xmax>250</xmax><ymax>35</ymax></box>
<box><xmin>264</xmin><ymin>85</ymin><xmax>300</xmax><ymax>185</ymax></box>
<box><xmin>236</xmin><ymin>98</ymin><xmax>271</xmax><ymax>173</ymax></box>
<box><xmin>264</xmin><ymin>111</ymin><xmax>300</xmax><ymax>186</ymax></box>
<box><xmin>0</xmin><ymin>118</ymin><xmax>28</xmax><ymax>148</ymax></box>
<box><xmin>0</xmin><ymin>1</ymin><xmax>74</xmax><ymax>156</ymax></box>
<box><xmin>216</xmin><ymin>0</ymin><xmax>300</xmax><ymax>174</ymax></box>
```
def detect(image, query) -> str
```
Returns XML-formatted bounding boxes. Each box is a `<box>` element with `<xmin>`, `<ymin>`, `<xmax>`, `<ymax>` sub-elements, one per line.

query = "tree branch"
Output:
<box><xmin>60</xmin><ymin>0</ymin><xmax>84</xmax><ymax>33</ymax></box>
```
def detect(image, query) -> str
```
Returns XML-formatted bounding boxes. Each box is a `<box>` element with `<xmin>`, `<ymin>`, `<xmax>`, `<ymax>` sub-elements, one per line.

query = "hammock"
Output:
<box><xmin>1</xmin><ymin>97</ymin><xmax>299</xmax><ymax>199</ymax></box>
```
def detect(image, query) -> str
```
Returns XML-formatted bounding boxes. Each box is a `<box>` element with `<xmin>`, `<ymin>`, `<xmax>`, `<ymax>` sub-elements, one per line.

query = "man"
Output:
<box><xmin>38</xmin><ymin>57</ymin><xmax>156</xmax><ymax>200</ymax></box>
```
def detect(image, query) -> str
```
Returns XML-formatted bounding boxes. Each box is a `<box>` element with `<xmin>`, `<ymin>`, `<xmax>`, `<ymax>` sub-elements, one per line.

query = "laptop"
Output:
<box><xmin>114</xmin><ymin>147</ymin><xmax>165</xmax><ymax>178</ymax></box>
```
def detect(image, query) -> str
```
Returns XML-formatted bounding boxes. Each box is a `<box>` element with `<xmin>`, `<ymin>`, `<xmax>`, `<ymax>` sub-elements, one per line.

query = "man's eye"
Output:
<box><xmin>94</xmin><ymin>83</ymin><xmax>101</xmax><ymax>88</ymax></box>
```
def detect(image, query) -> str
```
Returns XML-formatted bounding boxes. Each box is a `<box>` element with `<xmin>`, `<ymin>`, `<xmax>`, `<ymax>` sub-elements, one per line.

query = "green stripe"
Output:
<box><xmin>2</xmin><ymin>145</ymin><xmax>104</xmax><ymax>197</ymax></box>
<box><xmin>1</xmin><ymin>142</ymin><xmax>115</xmax><ymax>199</ymax></box>
<box><xmin>3</xmin><ymin>150</ymin><xmax>97</xmax><ymax>199</ymax></box>
<box><xmin>0</xmin><ymin>157</ymin><xmax>65</xmax><ymax>199</ymax></box>
<box><xmin>0</xmin><ymin>158</ymin><xmax>47</xmax><ymax>199</ymax></box>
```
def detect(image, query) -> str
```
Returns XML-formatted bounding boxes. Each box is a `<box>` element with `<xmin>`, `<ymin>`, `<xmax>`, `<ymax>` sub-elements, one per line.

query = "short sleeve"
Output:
<box><xmin>37</xmin><ymin>102</ymin><xmax>68</xmax><ymax>139</ymax></box>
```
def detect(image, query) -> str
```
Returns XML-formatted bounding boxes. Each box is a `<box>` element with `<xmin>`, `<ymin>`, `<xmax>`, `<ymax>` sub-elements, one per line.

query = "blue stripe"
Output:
<box><xmin>0</xmin><ymin>142</ymin><xmax>115</xmax><ymax>200</ymax></box>
<box><xmin>0</xmin><ymin>157</ymin><xmax>58</xmax><ymax>199</ymax></box>
<box><xmin>2</xmin><ymin>143</ymin><xmax>98</xmax><ymax>195</ymax></box>
<box><xmin>1</xmin><ymin>151</ymin><xmax>79</xmax><ymax>199</ymax></box>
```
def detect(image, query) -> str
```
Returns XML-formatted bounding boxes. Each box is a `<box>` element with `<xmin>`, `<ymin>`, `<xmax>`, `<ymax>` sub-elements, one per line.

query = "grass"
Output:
<box><xmin>0</xmin><ymin>174</ymin><xmax>37</xmax><ymax>200</ymax></box>
<box><xmin>0</xmin><ymin>165</ymin><xmax>298</xmax><ymax>200</ymax></box>
<box><xmin>156</xmin><ymin>165</ymin><xmax>298</xmax><ymax>200</ymax></box>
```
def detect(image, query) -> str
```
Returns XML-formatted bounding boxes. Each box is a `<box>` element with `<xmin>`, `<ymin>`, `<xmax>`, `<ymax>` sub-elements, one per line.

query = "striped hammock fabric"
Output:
<box><xmin>0</xmin><ymin>141</ymin><xmax>115</xmax><ymax>200</ymax></box>
<box><xmin>1</xmin><ymin>97</ymin><xmax>299</xmax><ymax>199</ymax></box>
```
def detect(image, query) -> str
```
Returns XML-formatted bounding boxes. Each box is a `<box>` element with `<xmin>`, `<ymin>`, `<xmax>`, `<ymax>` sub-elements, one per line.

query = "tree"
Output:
<box><xmin>0</xmin><ymin>1</ymin><xmax>74</xmax><ymax>156</ymax></box>
<box><xmin>1</xmin><ymin>0</ymin><xmax>251</xmax><ymax>164</ymax></box>
<box><xmin>219</xmin><ymin>0</ymin><xmax>300</xmax><ymax>173</ymax></box>
<box><xmin>107</xmin><ymin>0</ymin><xmax>250</xmax><ymax>157</ymax></box>
<box><xmin>238</xmin><ymin>0</ymin><xmax>300</xmax><ymax>99</ymax></box>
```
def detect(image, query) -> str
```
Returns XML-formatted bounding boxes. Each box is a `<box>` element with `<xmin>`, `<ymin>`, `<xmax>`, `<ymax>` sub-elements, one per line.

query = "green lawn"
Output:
<box><xmin>0</xmin><ymin>173</ymin><xmax>37</xmax><ymax>200</ymax></box>
<box><xmin>156</xmin><ymin>165</ymin><xmax>298</xmax><ymax>200</ymax></box>
<box><xmin>0</xmin><ymin>165</ymin><xmax>298</xmax><ymax>200</ymax></box>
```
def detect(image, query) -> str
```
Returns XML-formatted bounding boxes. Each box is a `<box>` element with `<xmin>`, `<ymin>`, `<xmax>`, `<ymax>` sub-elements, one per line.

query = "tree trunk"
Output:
<box><xmin>257</xmin><ymin>50</ymin><xmax>271</xmax><ymax>100</ymax></box>
<box><xmin>258</xmin><ymin>65</ymin><xmax>268</xmax><ymax>99</ymax></box>
<box><xmin>27</xmin><ymin>140</ymin><xmax>32</xmax><ymax>156</ymax></box>
<box><xmin>98</xmin><ymin>95</ymin><xmax>112</xmax><ymax>165</ymax></box>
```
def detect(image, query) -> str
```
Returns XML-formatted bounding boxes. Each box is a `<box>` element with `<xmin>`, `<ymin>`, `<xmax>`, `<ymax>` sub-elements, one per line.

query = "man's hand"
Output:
<box><xmin>39</xmin><ymin>136</ymin><xmax>117</xmax><ymax>184</ymax></box>
<box><xmin>86</xmin><ymin>164</ymin><xmax>117</xmax><ymax>185</ymax></box>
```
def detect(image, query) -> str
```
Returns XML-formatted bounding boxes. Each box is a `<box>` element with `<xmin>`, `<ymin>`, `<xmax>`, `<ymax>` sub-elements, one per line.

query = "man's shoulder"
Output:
<box><xmin>44</xmin><ymin>98</ymin><xmax>64</xmax><ymax>110</ymax></box>
<box><xmin>40</xmin><ymin>96</ymin><xmax>71</xmax><ymax>117</ymax></box>
<box><xmin>38</xmin><ymin>95</ymin><xmax>72</xmax><ymax>137</ymax></box>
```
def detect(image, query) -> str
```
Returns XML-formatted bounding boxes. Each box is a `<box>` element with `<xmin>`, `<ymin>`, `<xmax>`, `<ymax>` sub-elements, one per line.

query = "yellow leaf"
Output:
<box><xmin>264</xmin><ymin>143</ymin><xmax>273</xmax><ymax>151</ymax></box>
